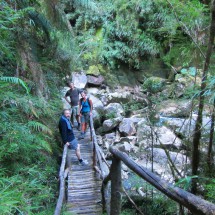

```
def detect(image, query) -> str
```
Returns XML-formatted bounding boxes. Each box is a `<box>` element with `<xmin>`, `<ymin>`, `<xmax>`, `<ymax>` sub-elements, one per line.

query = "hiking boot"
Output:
<box><xmin>78</xmin><ymin>132</ymin><xmax>85</xmax><ymax>140</ymax></box>
<box><xmin>77</xmin><ymin>123</ymin><xmax>81</xmax><ymax>131</ymax></box>
<box><xmin>79</xmin><ymin>160</ymin><xmax>88</xmax><ymax>166</ymax></box>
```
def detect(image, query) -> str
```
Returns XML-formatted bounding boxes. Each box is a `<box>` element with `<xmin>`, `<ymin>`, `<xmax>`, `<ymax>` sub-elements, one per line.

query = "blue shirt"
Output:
<box><xmin>81</xmin><ymin>98</ymin><xmax>91</xmax><ymax>113</ymax></box>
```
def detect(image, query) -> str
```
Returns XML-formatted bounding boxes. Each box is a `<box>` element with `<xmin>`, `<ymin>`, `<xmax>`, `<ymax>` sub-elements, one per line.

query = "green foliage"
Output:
<box><xmin>0</xmin><ymin>164</ymin><xmax>57</xmax><ymax>214</ymax></box>
<box><xmin>0</xmin><ymin>76</ymin><xmax>30</xmax><ymax>94</ymax></box>
<box><xmin>205</xmin><ymin>179</ymin><xmax>215</xmax><ymax>203</ymax></box>
<box><xmin>123</xmin><ymin>101</ymin><xmax>142</xmax><ymax>116</ymax></box>
<box><xmin>68</xmin><ymin>0</ymin><xmax>208</xmax><ymax>70</ymax></box>
<box><xmin>105</xmin><ymin>111</ymin><xmax>117</xmax><ymax>120</ymax></box>
<box><xmin>143</xmin><ymin>77</ymin><xmax>165</xmax><ymax>93</ymax></box>
<box><xmin>175</xmin><ymin>175</ymin><xmax>198</xmax><ymax>191</ymax></box>
<box><xmin>0</xmin><ymin>1</ymin><xmax>64</xmax><ymax>212</ymax></box>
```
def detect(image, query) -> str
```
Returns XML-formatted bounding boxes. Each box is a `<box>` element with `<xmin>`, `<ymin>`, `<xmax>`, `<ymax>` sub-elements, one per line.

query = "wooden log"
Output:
<box><xmin>110</xmin><ymin>155</ymin><xmax>121</xmax><ymax>215</ymax></box>
<box><xmin>109</xmin><ymin>146</ymin><xmax>215</xmax><ymax>215</ymax></box>
<box><xmin>90</xmin><ymin>116</ymin><xmax>109</xmax><ymax>179</ymax></box>
<box><xmin>102</xmin><ymin>173</ymin><xmax>111</xmax><ymax>214</ymax></box>
<box><xmin>54</xmin><ymin>145</ymin><xmax>68</xmax><ymax>215</ymax></box>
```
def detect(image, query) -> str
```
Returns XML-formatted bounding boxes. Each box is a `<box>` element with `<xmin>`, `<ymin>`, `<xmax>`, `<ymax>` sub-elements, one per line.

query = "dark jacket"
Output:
<box><xmin>59</xmin><ymin>117</ymin><xmax>75</xmax><ymax>144</ymax></box>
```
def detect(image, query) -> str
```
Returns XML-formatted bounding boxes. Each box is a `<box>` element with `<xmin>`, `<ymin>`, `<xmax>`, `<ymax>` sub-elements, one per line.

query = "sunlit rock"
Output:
<box><xmin>72</xmin><ymin>71</ymin><xmax>87</xmax><ymax>89</ymax></box>
<box><xmin>119</xmin><ymin>118</ymin><xmax>136</xmax><ymax>136</ymax></box>
<box><xmin>157</xmin><ymin>99</ymin><xmax>192</xmax><ymax>118</ymax></box>
<box><xmin>102</xmin><ymin>117</ymin><xmax>122</xmax><ymax>132</ymax></box>
<box><xmin>87</xmin><ymin>75</ymin><xmax>104</xmax><ymax>86</ymax></box>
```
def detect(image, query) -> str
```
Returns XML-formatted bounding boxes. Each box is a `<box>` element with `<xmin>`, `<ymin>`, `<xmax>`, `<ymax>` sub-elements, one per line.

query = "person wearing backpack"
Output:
<box><xmin>78</xmin><ymin>91</ymin><xmax>93</xmax><ymax>139</ymax></box>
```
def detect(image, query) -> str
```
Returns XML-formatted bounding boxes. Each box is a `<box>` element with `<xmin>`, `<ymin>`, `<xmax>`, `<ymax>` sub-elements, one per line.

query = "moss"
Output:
<box><xmin>86</xmin><ymin>65</ymin><xmax>101</xmax><ymax>76</ymax></box>
<box><xmin>143</xmin><ymin>77</ymin><xmax>166</xmax><ymax>93</ymax></box>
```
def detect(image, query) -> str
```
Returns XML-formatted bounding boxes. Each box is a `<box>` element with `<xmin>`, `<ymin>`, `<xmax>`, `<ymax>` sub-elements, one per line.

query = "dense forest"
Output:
<box><xmin>1</xmin><ymin>0</ymin><xmax>215</xmax><ymax>214</ymax></box>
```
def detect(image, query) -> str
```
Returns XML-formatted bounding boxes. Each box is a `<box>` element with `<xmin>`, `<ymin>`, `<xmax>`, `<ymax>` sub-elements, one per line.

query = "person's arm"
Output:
<box><xmin>64</xmin><ymin>91</ymin><xmax>71</xmax><ymax>106</ymax></box>
<box><xmin>89</xmin><ymin>99</ymin><xmax>93</xmax><ymax>115</ymax></box>
<box><xmin>78</xmin><ymin>99</ymin><xmax>82</xmax><ymax>116</ymax></box>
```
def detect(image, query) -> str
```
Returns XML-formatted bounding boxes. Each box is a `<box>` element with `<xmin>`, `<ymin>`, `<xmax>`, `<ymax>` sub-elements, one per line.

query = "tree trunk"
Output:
<box><xmin>191</xmin><ymin>0</ymin><xmax>215</xmax><ymax>194</ymax></box>
<box><xmin>207</xmin><ymin>99</ymin><xmax>215</xmax><ymax>171</ymax></box>
<box><xmin>18</xmin><ymin>39</ymin><xmax>48</xmax><ymax>98</ymax></box>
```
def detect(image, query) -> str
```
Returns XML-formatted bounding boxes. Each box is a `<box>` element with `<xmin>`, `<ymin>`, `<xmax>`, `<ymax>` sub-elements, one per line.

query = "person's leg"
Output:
<box><xmin>70</xmin><ymin>139</ymin><xmax>81</xmax><ymax>160</ymax></box>
<box><xmin>75</xmin><ymin>144</ymin><xmax>81</xmax><ymax>160</ymax></box>
<box><xmin>81</xmin><ymin>114</ymin><xmax>85</xmax><ymax>132</ymax></box>
<box><xmin>74</xmin><ymin>106</ymin><xmax>81</xmax><ymax>130</ymax></box>
<box><xmin>84</xmin><ymin>112</ymin><xmax>90</xmax><ymax>133</ymax></box>
<box><xmin>79</xmin><ymin>114</ymin><xmax>86</xmax><ymax>139</ymax></box>
<box><xmin>69</xmin><ymin>139</ymin><xmax>88</xmax><ymax>165</ymax></box>
<box><xmin>84</xmin><ymin>122</ymin><xmax>87</xmax><ymax>132</ymax></box>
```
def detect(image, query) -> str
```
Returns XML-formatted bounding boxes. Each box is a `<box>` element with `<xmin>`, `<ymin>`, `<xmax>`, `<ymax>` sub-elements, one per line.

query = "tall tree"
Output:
<box><xmin>191</xmin><ymin>0</ymin><xmax>215</xmax><ymax>194</ymax></box>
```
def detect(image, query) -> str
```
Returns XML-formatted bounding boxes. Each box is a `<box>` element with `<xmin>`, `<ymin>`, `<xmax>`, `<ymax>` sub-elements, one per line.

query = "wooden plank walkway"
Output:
<box><xmin>66</xmin><ymin>128</ymin><xmax>102</xmax><ymax>215</ymax></box>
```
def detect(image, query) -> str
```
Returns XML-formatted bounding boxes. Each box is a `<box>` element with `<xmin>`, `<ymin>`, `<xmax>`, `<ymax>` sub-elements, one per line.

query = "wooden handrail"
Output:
<box><xmin>89</xmin><ymin>116</ymin><xmax>109</xmax><ymax>179</ymax></box>
<box><xmin>109</xmin><ymin>146</ymin><xmax>215</xmax><ymax>215</ymax></box>
<box><xmin>54</xmin><ymin>144</ymin><xmax>68</xmax><ymax>215</ymax></box>
<box><xmin>89</xmin><ymin>116</ymin><xmax>111</xmax><ymax>214</ymax></box>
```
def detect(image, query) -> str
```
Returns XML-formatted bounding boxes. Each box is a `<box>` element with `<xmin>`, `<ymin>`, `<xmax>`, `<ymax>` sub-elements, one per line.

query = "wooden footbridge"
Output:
<box><xmin>54</xmin><ymin>117</ymin><xmax>215</xmax><ymax>215</ymax></box>
<box><xmin>66</xmin><ymin>129</ymin><xmax>102</xmax><ymax>214</ymax></box>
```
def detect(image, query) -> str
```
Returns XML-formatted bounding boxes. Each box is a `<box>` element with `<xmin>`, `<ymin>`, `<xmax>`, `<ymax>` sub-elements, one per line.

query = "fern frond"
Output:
<box><xmin>37</xmin><ymin>139</ymin><xmax>52</xmax><ymax>153</ymax></box>
<box><xmin>0</xmin><ymin>77</ymin><xmax>29</xmax><ymax>94</ymax></box>
<box><xmin>27</xmin><ymin>121</ymin><xmax>52</xmax><ymax>135</ymax></box>
<box><xmin>73</xmin><ymin>0</ymin><xmax>98</xmax><ymax>12</ymax></box>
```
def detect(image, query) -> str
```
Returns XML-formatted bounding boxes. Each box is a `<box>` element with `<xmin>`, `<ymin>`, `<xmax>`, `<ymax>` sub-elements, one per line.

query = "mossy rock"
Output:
<box><xmin>86</xmin><ymin>65</ymin><xmax>101</xmax><ymax>76</ymax></box>
<box><xmin>143</xmin><ymin>77</ymin><xmax>166</xmax><ymax>93</ymax></box>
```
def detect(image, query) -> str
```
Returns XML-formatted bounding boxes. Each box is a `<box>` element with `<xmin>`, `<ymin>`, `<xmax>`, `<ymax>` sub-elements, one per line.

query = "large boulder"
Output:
<box><xmin>117</xmin><ymin>142</ymin><xmax>134</xmax><ymax>153</ymax></box>
<box><xmin>119</xmin><ymin>118</ymin><xmax>136</xmax><ymax>136</ymax></box>
<box><xmin>157</xmin><ymin>99</ymin><xmax>192</xmax><ymax>118</ymax></box>
<box><xmin>92</xmin><ymin>109</ymin><xmax>102</xmax><ymax>128</ymax></box>
<box><xmin>102</xmin><ymin>117</ymin><xmax>122</xmax><ymax>132</ymax></box>
<box><xmin>61</xmin><ymin>87</ymin><xmax>70</xmax><ymax>109</ymax></box>
<box><xmin>87</xmin><ymin>75</ymin><xmax>105</xmax><ymax>86</ymax></box>
<box><xmin>89</xmin><ymin>94</ymin><xmax>104</xmax><ymax>112</ymax></box>
<box><xmin>162</xmin><ymin>114</ymin><xmax>211</xmax><ymax>139</ymax></box>
<box><xmin>142</xmin><ymin>76</ymin><xmax>166</xmax><ymax>93</ymax></box>
<box><xmin>137</xmin><ymin>120</ymin><xmax>183</xmax><ymax>150</ymax></box>
<box><xmin>107</xmin><ymin>91</ymin><xmax>131</xmax><ymax>103</ymax></box>
<box><xmin>102</xmin><ymin>132</ymin><xmax>116</xmax><ymax>149</ymax></box>
<box><xmin>87</xmin><ymin>87</ymin><xmax>99</xmax><ymax>95</ymax></box>
<box><xmin>138</xmin><ymin>148</ymin><xmax>188</xmax><ymax>181</ymax></box>
<box><xmin>72</xmin><ymin>71</ymin><xmax>87</xmax><ymax>89</ymax></box>
<box><xmin>104</xmin><ymin>103</ymin><xmax>125</xmax><ymax>118</ymax></box>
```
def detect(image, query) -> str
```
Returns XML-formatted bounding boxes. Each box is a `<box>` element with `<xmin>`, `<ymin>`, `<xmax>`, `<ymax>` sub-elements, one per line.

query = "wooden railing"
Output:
<box><xmin>54</xmin><ymin>144</ymin><xmax>68</xmax><ymax>215</ymax></box>
<box><xmin>89</xmin><ymin>116</ymin><xmax>110</xmax><ymax>179</ymax></box>
<box><xmin>54</xmin><ymin>116</ymin><xmax>110</xmax><ymax>215</ymax></box>
<box><xmin>105</xmin><ymin>146</ymin><xmax>215</xmax><ymax>215</ymax></box>
<box><xmin>54</xmin><ymin>116</ymin><xmax>215</xmax><ymax>215</ymax></box>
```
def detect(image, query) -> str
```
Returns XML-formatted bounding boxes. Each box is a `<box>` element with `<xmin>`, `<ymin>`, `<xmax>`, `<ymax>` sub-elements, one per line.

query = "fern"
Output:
<box><xmin>27</xmin><ymin>121</ymin><xmax>52</xmax><ymax>135</ymax></box>
<box><xmin>0</xmin><ymin>77</ymin><xmax>29</xmax><ymax>94</ymax></box>
<box><xmin>73</xmin><ymin>0</ymin><xmax>98</xmax><ymax>12</ymax></box>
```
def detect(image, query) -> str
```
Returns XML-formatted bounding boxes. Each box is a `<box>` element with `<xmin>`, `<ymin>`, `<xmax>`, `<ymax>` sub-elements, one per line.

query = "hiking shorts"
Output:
<box><xmin>68</xmin><ymin>138</ymin><xmax>78</xmax><ymax>150</ymax></box>
<box><xmin>81</xmin><ymin>112</ymin><xmax>90</xmax><ymax>123</ymax></box>
<box><xmin>71</xmin><ymin>105</ymin><xmax>79</xmax><ymax>117</ymax></box>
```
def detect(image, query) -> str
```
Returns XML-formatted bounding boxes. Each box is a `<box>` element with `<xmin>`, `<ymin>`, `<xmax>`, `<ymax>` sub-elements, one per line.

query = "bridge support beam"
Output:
<box><xmin>110</xmin><ymin>155</ymin><xmax>122</xmax><ymax>215</ymax></box>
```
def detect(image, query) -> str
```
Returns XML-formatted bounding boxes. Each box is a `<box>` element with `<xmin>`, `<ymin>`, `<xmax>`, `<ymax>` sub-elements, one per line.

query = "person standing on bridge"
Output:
<box><xmin>64</xmin><ymin>82</ymin><xmax>81</xmax><ymax>130</ymax></box>
<box><xmin>78</xmin><ymin>91</ymin><xmax>93</xmax><ymax>139</ymax></box>
<box><xmin>59</xmin><ymin>109</ymin><xmax>88</xmax><ymax>166</ymax></box>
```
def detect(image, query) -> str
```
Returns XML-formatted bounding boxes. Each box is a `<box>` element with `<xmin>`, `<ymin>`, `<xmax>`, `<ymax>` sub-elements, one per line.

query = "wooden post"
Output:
<box><xmin>110</xmin><ymin>155</ymin><xmax>121</xmax><ymax>215</ymax></box>
<box><xmin>102</xmin><ymin>173</ymin><xmax>111</xmax><ymax>214</ymax></box>
<box><xmin>109</xmin><ymin>146</ymin><xmax>215</xmax><ymax>215</ymax></box>
<box><xmin>54</xmin><ymin>145</ymin><xmax>68</xmax><ymax>215</ymax></box>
